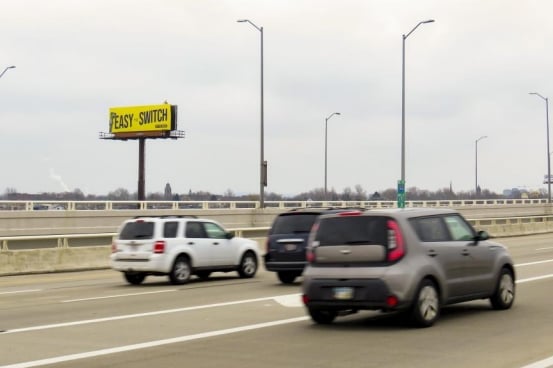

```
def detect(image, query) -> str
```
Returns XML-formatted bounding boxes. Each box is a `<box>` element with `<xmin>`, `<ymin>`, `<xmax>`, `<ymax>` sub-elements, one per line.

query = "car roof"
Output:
<box><xmin>280</xmin><ymin>207</ymin><xmax>365</xmax><ymax>215</ymax></box>
<box><xmin>319</xmin><ymin>207</ymin><xmax>460</xmax><ymax>219</ymax></box>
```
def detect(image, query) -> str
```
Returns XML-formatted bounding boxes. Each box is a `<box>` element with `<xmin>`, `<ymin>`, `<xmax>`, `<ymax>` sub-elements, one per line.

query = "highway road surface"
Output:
<box><xmin>1</xmin><ymin>233</ymin><xmax>552</xmax><ymax>368</ymax></box>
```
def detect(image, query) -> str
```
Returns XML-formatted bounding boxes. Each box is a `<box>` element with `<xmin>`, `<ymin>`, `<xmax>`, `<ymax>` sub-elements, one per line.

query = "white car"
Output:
<box><xmin>110</xmin><ymin>216</ymin><xmax>260</xmax><ymax>285</ymax></box>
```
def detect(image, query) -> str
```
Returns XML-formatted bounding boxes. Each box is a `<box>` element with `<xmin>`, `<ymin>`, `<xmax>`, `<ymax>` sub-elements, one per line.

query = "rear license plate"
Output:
<box><xmin>333</xmin><ymin>287</ymin><xmax>354</xmax><ymax>300</ymax></box>
<box><xmin>284</xmin><ymin>243</ymin><xmax>297</xmax><ymax>251</ymax></box>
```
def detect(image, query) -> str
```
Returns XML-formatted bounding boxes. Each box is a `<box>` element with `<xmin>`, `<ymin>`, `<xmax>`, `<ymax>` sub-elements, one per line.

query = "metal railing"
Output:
<box><xmin>0</xmin><ymin>198</ymin><xmax>548</xmax><ymax>211</ymax></box>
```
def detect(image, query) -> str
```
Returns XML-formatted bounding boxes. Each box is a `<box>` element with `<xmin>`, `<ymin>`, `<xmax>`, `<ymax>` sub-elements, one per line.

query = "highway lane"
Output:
<box><xmin>0</xmin><ymin>234</ymin><xmax>552</xmax><ymax>368</ymax></box>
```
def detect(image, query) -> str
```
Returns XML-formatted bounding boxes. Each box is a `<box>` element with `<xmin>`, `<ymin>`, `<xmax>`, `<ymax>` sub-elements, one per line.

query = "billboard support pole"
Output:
<box><xmin>138</xmin><ymin>137</ymin><xmax>146</xmax><ymax>201</ymax></box>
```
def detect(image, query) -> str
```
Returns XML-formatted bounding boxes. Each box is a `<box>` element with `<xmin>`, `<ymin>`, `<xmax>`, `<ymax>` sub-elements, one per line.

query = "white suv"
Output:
<box><xmin>110</xmin><ymin>216</ymin><xmax>260</xmax><ymax>285</ymax></box>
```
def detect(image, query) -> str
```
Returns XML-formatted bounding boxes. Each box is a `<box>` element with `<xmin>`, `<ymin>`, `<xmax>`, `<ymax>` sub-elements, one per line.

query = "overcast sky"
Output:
<box><xmin>1</xmin><ymin>0</ymin><xmax>552</xmax><ymax>197</ymax></box>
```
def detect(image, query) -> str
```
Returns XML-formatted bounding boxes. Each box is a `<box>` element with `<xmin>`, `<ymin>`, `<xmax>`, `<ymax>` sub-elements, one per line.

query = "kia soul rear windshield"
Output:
<box><xmin>119</xmin><ymin>222</ymin><xmax>155</xmax><ymax>240</ymax></box>
<box><xmin>315</xmin><ymin>216</ymin><xmax>388</xmax><ymax>246</ymax></box>
<box><xmin>270</xmin><ymin>213</ymin><xmax>320</xmax><ymax>234</ymax></box>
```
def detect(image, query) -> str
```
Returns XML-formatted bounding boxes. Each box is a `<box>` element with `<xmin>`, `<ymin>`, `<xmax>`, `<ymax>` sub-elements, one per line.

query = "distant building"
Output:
<box><xmin>164</xmin><ymin>183</ymin><xmax>172</xmax><ymax>200</ymax></box>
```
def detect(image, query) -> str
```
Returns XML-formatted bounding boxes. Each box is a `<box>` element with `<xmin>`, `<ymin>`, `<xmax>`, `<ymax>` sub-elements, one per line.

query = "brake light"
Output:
<box><xmin>387</xmin><ymin>220</ymin><xmax>405</xmax><ymax>262</ymax></box>
<box><xmin>302</xmin><ymin>294</ymin><xmax>309</xmax><ymax>305</ymax></box>
<box><xmin>153</xmin><ymin>241</ymin><xmax>166</xmax><ymax>254</ymax></box>
<box><xmin>306</xmin><ymin>248</ymin><xmax>315</xmax><ymax>263</ymax></box>
<box><xmin>338</xmin><ymin>211</ymin><xmax>362</xmax><ymax>217</ymax></box>
<box><xmin>111</xmin><ymin>242</ymin><xmax>118</xmax><ymax>253</ymax></box>
<box><xmin>386</xmin><ymin>295</ymin><xmax>399</xmax><ymax>308</ymax></box>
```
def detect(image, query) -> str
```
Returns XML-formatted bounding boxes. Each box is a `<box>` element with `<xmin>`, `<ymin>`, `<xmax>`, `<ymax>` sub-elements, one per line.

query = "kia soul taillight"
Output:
<box><xmin>387</xmin><ymin>220</ymin><xmax>405</xmax><ymax>262</ymax></box>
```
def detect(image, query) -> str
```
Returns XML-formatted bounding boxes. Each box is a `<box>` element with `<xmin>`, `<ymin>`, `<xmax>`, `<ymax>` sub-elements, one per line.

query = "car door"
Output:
<box><xmin>411</xmin><ymin>216</ymin><xmax>468</xmax><ymax>300</ymax></box>
<box><xmin>443</xmin><ymin>215</ymin><xmax>497</xmax><ymax>295</ymax></box>
<box><xmin>184</xmin><ymin>221</ymin><xmax>214</xmax><ymax>267</ymax></box>
<box><xmin>202</xmin><ymin>221</ymin><xmax>235</xmax><ymax>266</ymax></box>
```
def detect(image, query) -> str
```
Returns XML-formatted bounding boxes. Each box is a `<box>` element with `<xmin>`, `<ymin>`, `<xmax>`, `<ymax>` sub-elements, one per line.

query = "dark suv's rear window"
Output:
<box><xmin>270</xmin><ymin>213</ymin><xmax>320</xmax><ymax>234</ymax></box>
<box><xmin>315</xmin><ymin>216</ymin><xmax>388</xmax><ymax>246</ymax></box>
<box><xmin>119</xmin><ymin>222</ymin><xmax>155</xmax><ymax>240</ymax></box>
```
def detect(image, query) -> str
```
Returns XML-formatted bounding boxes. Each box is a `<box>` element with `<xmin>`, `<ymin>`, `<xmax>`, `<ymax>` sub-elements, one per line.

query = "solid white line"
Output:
<box><xmin>0</xmin><ymin>316</ymin><xmax>309</xmax><ymax>368</ymax></box>
<box><xmin>0</xmin><ymin>289</ymin><xmax>41</xmax><ymax>295</ymax></box>
<box><xmin>519</xmin><ymin>355</ymin><xmax>553</xmax><ymax>368</ymax></box>
<box><xmin>536</xmin><ymin>247</ymin><xmax>553</xmax><ymax>250</ymax></box>
<box><xmin>4</xmin><ymin>293</ymin><xmax>302</xmax><ymax>334</ymax></box>
<box><xmin>516</xmin><ymin>274</ymin><xmax>553</xmax><ymax>284</ymax></box>
<box><xmin>516</xmin><ymin>259</ymin><xmax>553</xmax><ymax>267</ymax></box>
<box><xmin>62</xmin><ymin>289</ymin><xmax>177</xmax><ymax>303</ymax></box>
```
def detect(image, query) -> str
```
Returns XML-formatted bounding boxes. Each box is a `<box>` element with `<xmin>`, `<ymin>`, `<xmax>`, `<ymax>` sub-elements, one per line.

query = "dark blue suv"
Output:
<box><xmin>264</xmin><ymin>208</ymin><xmax>357</xmax><ymax>284</ymax></box>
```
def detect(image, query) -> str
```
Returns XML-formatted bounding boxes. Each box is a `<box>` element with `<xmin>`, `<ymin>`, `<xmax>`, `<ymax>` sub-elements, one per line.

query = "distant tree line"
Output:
<box><xmin>1</xmin><ymin>184</ymin><xmax>546</xmax><ymax>201</ymax></box>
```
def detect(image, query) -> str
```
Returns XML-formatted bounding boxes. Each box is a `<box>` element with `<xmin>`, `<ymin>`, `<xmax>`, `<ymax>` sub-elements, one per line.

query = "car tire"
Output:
<box><xmin>169</xmin><ymin>256</ymin><xmax>192</xmax><ymax>285</ymax></box>
<box><xmin>490</xmin><ymin>267</ymin><xmax>515</xmax><ymax>310</ymax></box>
<box><xmin>410</xmin><ymin>279</ymin><xmax>440</xmax><ymax>328</ymax></box>
<box><xmin>308</xmin><ymin>308</ymin><xmax>337</xmax><ymax>324</ymax></box>
<box><xmin>238</xmin><ymin>251</ymin><xmax>258</xmax><ymax>278</ymax></box>
<box><xmin>277</xmin><ymin>271</ymin><xmax>298</xmax><ymax>284</ymax></box>
<box><xmin>124</xmin><ymin>272</ymin><xmax>146</xmax><ymax>285</ymax></box>
<box><xmin>196</xmin><ymin>271</ymin><xmax>212</xmax><ymax>281</ymax></box>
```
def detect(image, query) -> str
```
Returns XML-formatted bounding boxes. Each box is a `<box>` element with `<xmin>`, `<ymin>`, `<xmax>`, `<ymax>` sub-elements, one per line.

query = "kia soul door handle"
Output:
<box><xmin>427</xmin><ymin>250</ymin><xmax>438</xmax><ymax>257</ymax></box>
<box><xmin>461</xmin><ymin>249</ymin><xmax>470</xmax><ymax>256</ymax></box>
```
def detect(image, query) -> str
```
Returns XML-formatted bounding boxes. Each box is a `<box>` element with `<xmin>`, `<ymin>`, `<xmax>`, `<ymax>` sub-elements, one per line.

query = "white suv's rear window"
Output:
<box><xmin>119</xmin><ymin>222</ymin><xmax>154</xmax><ymax>240</ymax></box>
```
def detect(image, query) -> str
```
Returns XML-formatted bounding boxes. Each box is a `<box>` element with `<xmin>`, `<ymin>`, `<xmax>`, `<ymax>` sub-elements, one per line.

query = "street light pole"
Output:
<box><xmin>399</xmin><ymin>19</ymin><xmax>434</xmax><ymax>208</ymax></box>
<box><xmin>324</xmin><ymin>112</ymin><xmax>341</xmax><ymax>200</ymax></box>
<box><xmin>238</xmin><ymin>19</ymin><xmax>265</xmax><ymax>208</ymax></box>
<box><xmin>0</xmin><ymin>65</ymin><xmax>16</xmax><ymax>79</ymax></box>
<box><xmin>530</xmin><ymin>92</ymin><xmax>551</xmax><ymax>203</ymax></box>
<box><xmin>475</xmin><ymin>135</ymin><xmax>488</xmax><ymax>197</ymax></box>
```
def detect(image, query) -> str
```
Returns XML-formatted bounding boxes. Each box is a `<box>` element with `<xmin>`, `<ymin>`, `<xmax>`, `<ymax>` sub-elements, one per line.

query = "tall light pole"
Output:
<box><xmin>530</xmin><ymin>92</ymin><xmax>551</xmax><ymax>203</ymax></box>
<box><xmin>238</xmin><ymin>19</ymin><xmax>265</xmax><ymax>208</ymax></box>
<box><xmin>399</xmin><ymin>19</ymin><xmax>434</xmax><ymax>208</ymax></box>
<box><xmin>475</xmin><ymin>135</ymin><xmax>488</xmax><ymax>197</ymax></box>
<box><xmin>0</xmin><ymin>65</ymin><xmax>16</xmax><ymax>79</ymax></box>
<box><xmin>324</xmin><ymin>112</ymin><xmax>341</xmax><ymax>200</ymax></box>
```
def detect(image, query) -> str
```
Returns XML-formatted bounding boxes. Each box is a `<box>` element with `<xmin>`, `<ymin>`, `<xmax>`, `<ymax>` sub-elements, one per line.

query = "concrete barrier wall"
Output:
<box><xmin>1</xmin><ymin>205</ymin><xmax>553</xmax><ymax>276</ymax></box>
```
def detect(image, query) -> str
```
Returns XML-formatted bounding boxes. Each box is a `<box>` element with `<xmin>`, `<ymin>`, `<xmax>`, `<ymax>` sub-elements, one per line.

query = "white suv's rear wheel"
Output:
<box><xmin>124</xmin><ymin>272</ymin><xmax>146</xmax><ymax>285</ymax></box>
<box><xmin>238</xmin><ymin>252</ymin><xmax>258</xmax><ymax>278</ymax></box>
<box><xmin>169</xmin><ymin>256</ymin><xmax>191</xmax><ymax>285</ymax></box>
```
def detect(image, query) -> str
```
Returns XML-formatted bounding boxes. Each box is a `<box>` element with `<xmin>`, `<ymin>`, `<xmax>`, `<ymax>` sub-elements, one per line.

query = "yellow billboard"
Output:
<box><xmin>109</xmin><ymin>104</ymin><xmax>174</xmax><ymax>134</ymax></box>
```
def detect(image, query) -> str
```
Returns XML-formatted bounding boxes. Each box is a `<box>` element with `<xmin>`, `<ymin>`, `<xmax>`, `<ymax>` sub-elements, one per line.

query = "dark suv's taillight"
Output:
<box><xmin>387</xmin><ymin>220</ymin><xmax>405</xmax><ymax>262</ymax></box>
<box><xmin>153</xmin><ymin>241</ymin><xmax>166</xmax><ymax>254</ymax></box>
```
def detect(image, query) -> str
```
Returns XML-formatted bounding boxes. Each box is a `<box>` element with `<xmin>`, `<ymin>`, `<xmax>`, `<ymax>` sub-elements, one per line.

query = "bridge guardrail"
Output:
<box><xmin>0</xmin><ymin>198</ymin><xmax>549</xmax><ymax>211</ymax></box>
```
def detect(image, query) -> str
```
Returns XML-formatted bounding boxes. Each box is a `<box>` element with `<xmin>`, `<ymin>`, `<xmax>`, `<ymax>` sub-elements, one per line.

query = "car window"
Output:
<box><xmin>315</xmin><ymin>216</ymin><xmax>388</xmax><ymax>246</ymax></box>
<box><xmin>203</xmin><ymin>222</ymin><xmax>227</xmax><ymax>239</ymax></box>
<box><xmin>119</xmin><ymin>221</ymin><xmax>154</xmax><ymax>240</ymax></box>
<box><xmin>163</xmin><ymin>221</ymin><xmax>179</xmax><ymax>238</ymax></box>
<box><xmin>270</xmin><ymin>213</ymin><xmax>320</xmax><ymax>234</ymax></box>
<box><xmin>186</xmin><ymin>222</ymin><xmax>207</xmax><ymax>238</ymax></box>
<box><xmin>410</xmin><ymin>216</ymin><xmax>451</xmax><ymax>242</ymax></box>
<box><xmin>443</xmin><ymin>215</ymin><xmax>475</xmax><ymax>241</ymax></box>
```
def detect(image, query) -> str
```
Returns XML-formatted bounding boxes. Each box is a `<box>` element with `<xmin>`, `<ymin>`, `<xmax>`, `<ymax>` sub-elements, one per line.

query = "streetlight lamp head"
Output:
<box><xmin>335</xmin><ymin>112</ymin><xmax>341</xmax><ymax>115</ymax></box>
<box><xmin>8</xmin><ymin>65</ymin><xmax>15</xmax><ymax>69</ymax></box>
<box><xmin>237</xmin><ymin>19</ymin><xmax>247</xmax><ymax>23</ymax></box>
<box><xmin>423</xmin><ymin>19</ymin><xmax>435</xmax><ymax>23</ymax></box>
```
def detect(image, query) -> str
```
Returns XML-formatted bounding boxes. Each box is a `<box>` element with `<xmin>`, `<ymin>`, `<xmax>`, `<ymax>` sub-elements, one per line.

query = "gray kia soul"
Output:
<box><xmin>301</xmin><ymin>208</ymin><xmax>516</xmax><ymax>327</ymax></box>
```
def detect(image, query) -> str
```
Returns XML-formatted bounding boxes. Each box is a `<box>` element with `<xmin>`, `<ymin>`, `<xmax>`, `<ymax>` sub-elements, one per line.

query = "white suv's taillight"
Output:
<box><xmin>111</xmin><ymin>242</ymin><xmax>118</xmax><ymax>253</ymax></box>
<box><xmin>387</xmin><ymin>220</ymin><xmax>405</xmax><ymax>262</ymax></box>
<box><xmin>153</xmin><ymin>241</ymin><xmax>166</xmax><ymax>254</ymax></box>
